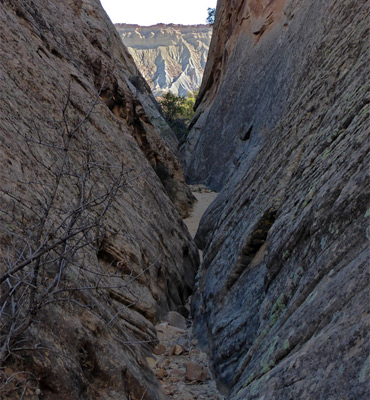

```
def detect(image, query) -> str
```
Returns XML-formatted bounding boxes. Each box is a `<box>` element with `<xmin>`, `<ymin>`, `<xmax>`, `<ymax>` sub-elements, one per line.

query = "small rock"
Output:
<box><xmin>153</xmin><ymin>343</ymin><xmax>166</xmax><ymax>355</ymax></box>
<box><xmin>155</xmin><ymin>322</ymin><xmax>169</xmax><ymax>333</ymax></box>
<box><xmin>169</xmin><ymin>376</ymin><xmax>182</xmax><ymax>383</ymax></box>
<box><xmin>156</xmin><ymin>322</ymin><xmax>185</xmax><ymax>339</ymax></box>
<box><xmin>155</xmin><ymin>368</ymin><xmax>167</xmax><ymax>379</ymax></box>
<box><xmin>185</xmin><ymin>362</ymin><xmax>208</xmax><ymax>382</ymax></box>
<box><xmin>191</xmin><ymin>338</ymin><xmax>199</xmax><ymax>346</ymax></box>
<box><xmin>163</xmin><ymin>385</ymin><xmax>175</xmax><ymax>395</ymax></box>
<box><xmin>177</xmin><ymin>337</ymin><xmax>190</xmax><ymax>349</ymax></box>
<box><xmin>171</xmin><ymin>344</ymin><xmax>184</xmax><ymax>355</ymax></box>
<box><xmin>146</xmin><ymin>357</ymin><xmax>157</xmax><ymax>369</ymax></box>
<box><xmin>196</xmin><ymin>351</ymin><xmax>209</xmax><ymax>363</ymax></box>
<box><xmin>170</xmin><ymin>368</ymin><xmax>186</xmax><ymax>378</ymax></box>
<box><xmin>177</xmin><ymin>394</ymin><xmax>193</xmax><ymax>400</ymax></box>
<box><xmin>167</xmin><ymin>311</ymin><xmax>187</xmax><ymax>329</ymax></box>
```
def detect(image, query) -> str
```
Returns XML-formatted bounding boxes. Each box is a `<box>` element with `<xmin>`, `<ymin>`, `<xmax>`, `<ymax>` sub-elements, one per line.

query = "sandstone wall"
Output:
<box><xmin>0</xmin><ymin>0</ymin><xmax>198</xmax><ymax>398</ymax></box>
<box><xmin>187</xmin><ymin>0</ymin><xmax>370</xmax><ymax>398</ymax></box>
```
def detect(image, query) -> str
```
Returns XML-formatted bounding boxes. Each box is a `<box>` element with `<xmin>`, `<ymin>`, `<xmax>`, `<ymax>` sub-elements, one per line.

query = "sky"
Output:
<box><xmin>100</xmin><ymin>0</ymin><xmax>217</xmax><ymax>25</ymax></box>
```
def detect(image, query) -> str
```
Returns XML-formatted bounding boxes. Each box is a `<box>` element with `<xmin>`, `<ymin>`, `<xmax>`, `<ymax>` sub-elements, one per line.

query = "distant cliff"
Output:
<box><xmin>115</xmin><ymin>24</ymin><xmax>212</xmax><ymax>97</ymax></box>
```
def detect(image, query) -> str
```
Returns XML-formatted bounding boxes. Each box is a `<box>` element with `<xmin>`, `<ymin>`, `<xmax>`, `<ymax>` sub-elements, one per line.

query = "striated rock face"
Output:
<box><xmin>0</xmin><ymin>0</ymin><xmax>198</xmax><ymax>399</ymax></box>
<box><xmin>187</xmin><ymin>0</ymin><xmax>370</xmax><ymax>398</ymax></box>
<box><xmin>115</xmin><ymin>24</ymin><xmax>212</xmax><ymax>97</ymax></box>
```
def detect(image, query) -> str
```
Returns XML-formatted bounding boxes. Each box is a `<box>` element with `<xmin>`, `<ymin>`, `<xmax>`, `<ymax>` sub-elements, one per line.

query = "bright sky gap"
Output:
<box><xmin>100</xmin><ymin>0</ymin><xmax>217</xmax><ymax>25</ymax></box>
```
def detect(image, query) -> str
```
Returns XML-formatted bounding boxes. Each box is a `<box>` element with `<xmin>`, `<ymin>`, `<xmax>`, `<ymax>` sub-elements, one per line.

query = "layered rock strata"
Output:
<box><xmin>116</xmin><ymin>24</ymin><xmax>212</xmax><ymax>97</ymax></box>
<box><xmin>187</xmin><ymin>0</ymin><xmax>370</xmax><ymax>398</ymax></box>
<box><xmin>0</xmin><ymin>0</ymin><xmax>198</xmax><ymax>399</ymax></box>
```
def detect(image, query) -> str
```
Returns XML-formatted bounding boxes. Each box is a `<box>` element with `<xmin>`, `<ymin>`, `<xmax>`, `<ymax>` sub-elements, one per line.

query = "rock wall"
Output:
<box><xmin>187</xmin><ymin>0</ymin><xmax>370</xmax><ymax>398</ymax></box>
<box><xmin>0</xmin><ymin>0</ymin><xmax>198</xmax><ymax>398</ymax></box>
<box><xmin>115</xmin><ymin>24</ymin><xmax>212</xmax><ymax>97</ymax></box>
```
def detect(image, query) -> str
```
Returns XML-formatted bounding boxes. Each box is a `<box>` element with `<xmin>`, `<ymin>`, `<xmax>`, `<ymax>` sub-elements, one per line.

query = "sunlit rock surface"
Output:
<box><xmin>187</xmin><ymin>0</ymin><xmax>370</xmax><ymax>398</ymax></box>
<box><xmin>116</xmin><ymin>24</ymin><xmax>212</xmax><ymax>97</ymax></box>
<box><xmin>0</xmin><ymin>0</ymin><xmax>198</xmax><ymax>398</ymax></box>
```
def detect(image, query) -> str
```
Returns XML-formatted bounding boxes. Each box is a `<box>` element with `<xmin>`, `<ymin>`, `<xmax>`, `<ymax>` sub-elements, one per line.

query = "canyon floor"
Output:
<box><xmin>146</xmin><ymin>187</ymin><xmax>223</xmax><ymax>399</ymax></box>
<box><xmin>184</xmin><ymin>187</ymin><xmax>218</xmax><ymax>238</ymax></box>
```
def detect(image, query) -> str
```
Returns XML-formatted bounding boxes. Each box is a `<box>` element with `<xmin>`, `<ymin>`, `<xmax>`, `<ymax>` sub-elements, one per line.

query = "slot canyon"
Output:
<box><xmin>0</xmin><ymin>0</ymin><xmax>369</xmax><ymax>399</ymax></box>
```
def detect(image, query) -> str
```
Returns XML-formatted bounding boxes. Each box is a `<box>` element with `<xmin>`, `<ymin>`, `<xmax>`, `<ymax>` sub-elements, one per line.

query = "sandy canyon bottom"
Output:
<box><xmin>146</xmin><ymin>188</ymin><xmax>223</xmax><ymax>399</ymax></box>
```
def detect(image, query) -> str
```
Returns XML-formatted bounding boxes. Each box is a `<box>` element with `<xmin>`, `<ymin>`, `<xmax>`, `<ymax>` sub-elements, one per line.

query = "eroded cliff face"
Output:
<box><xmin>0</xmin><ymin>0</ymin><xmax>198</xmax><ymax>398</ymax></box>
<box><xmin>187</xmin><ymin>0</ymin><xmax>370</xmax><ymax>398</ymax></box>
<box><xmin>115</xmin><ymin>24</ymin><xmax>212</xmax><ymax>97</ymax></box>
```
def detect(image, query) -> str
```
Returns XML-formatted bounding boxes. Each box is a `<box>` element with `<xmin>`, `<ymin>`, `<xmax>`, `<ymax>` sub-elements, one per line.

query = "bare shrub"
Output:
<box><xmin>0</xmin><ymin>83</ymin><xmax>151</xmax><ymax>395</ymax></box>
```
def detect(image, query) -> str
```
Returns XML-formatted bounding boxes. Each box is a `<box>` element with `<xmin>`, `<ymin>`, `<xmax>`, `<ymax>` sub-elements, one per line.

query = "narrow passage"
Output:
<box><xmin>147</xmin><ymin>186</ymin><xmax>223</xmax><ymax>399</ymax></box>
<box><xmin>183</xmin><ymin>186</ymin><xmax>218</xmax><ymax>239</ymax></box>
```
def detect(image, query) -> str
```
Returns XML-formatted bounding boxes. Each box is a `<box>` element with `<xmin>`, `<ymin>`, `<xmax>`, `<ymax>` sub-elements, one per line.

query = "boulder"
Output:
<box><xmin>167</xmin><ymin>311</ymin><xmax>187</xmax><ymax>330</ymax></box>
<box><xmin>185</xmin><ymin>362</ymin><xmax>208</xmax><ymax>382</ymax></box>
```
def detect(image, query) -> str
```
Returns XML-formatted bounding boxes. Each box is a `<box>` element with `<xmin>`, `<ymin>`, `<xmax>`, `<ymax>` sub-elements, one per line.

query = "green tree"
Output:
<box><xmin>159</xmin><ymin>92</ymin><xmax>186</xmax><ymax>123</ymax></box>
<box><xmin>158</xmin><ymin>91</ymin><xmax>198</xmax><ymax>141</ymax></box>
<box><xmin>206</xmin><ymin>7</ymin><xmax>216</xmax><ymax>25</ymax></box>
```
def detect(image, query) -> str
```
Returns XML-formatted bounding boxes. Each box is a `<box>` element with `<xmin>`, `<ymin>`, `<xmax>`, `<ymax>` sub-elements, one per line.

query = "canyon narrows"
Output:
<box><xmin>0</xmin><ymin>0</ymin><xmax>369</xmax><ymax>399</ymax></box>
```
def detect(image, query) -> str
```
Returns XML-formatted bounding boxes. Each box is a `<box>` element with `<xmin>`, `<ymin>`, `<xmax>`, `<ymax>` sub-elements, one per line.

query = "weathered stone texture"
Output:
<box><xmin>0</xmin><ymin>0</ymin><xmax>198</xmax><ymax>398</ymax></box>
<box><xmin>116</xmin><ymin>24</ymin><xmax>212</xmax><ymax>97</ymax></box>
<box><xmin>188</xmin><ymin>0</ymin><xmax>370</xmax><ymax>398</ymax></box>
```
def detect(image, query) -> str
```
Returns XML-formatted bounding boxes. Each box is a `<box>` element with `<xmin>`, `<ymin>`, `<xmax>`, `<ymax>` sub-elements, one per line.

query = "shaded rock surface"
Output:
<box><xmin>186</xmin><ymin>0</ymin><xmax>370</xmax><ymax>399</ymax></box>
<box><xmin>0</xmin><ymin>0</ymin><xmax>198</xmax><ymax>398</ymax></box>
<box><xmin>116</xmin><ymin>24</ymin><xmax>212</xmax><ymax>97</ymax></box>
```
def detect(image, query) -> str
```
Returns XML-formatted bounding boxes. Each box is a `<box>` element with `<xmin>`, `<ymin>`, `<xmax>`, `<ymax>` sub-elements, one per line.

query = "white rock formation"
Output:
<box><xmin>116</xmin><ymin>24</ymin><xmax>212</xmax><ymax>97</ymax></box>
